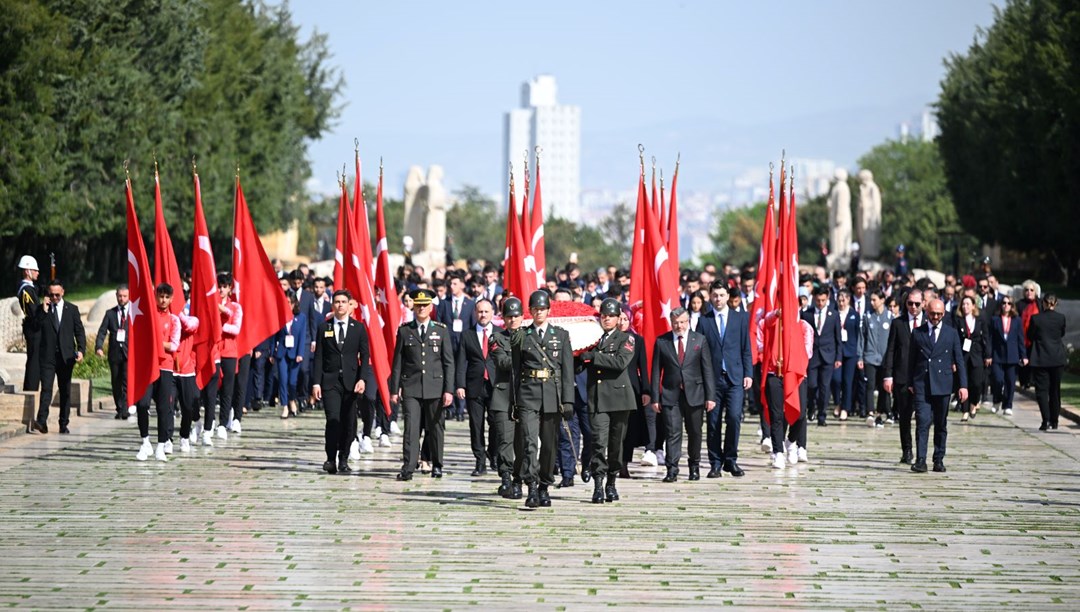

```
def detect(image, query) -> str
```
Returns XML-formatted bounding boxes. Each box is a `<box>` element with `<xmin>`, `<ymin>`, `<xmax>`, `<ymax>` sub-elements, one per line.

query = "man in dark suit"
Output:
<box><xmin>652</xmin><ymin>307</ymin><xmax>716</xmax><ymax>483</ymax></box>
<box><xmin>882</xmin><ymin>289</ymin><xmax>925</xmax><ymax>464</ymax></box>
<box><xmin>307</xmin><ymin>277</ymin><xmax>332</xmax><ymax>409</ymax></box>
<box><xmin>438</xmin><ymin>271</ymin><xmax>475</xmax><ymax>421</ymax></box>
<box><xmin>1027</xmin><ymin>294</ymin><xmax>1067</xmax><ymax>430</ymax></box>
<box><xmin>455</xmin><ymin>298</ymin><xmax>501</xmax><ymax>476</ymax></box>
<box><xmin>390</xmin><ymin>289</ymin><xmax>455</xmax><ymax>481</ymax></box>
<box><xmin>287</xmin><ymin>269</ymin><xmax>315</xmax><ymax>404</ymax></box>
<box><xmin>32</xmin><ymin>279</ymin><xmax>86</xmax><ymax>434</ymax></box>
<box><xmin>907</xmin><ymin>299</ymin><xmax>967</xmax><ymax>473</ymax></box>
<box><xmin>801</xmin><ymin>286</ymin><xmax>842</xmax><ymax>427</ymax></box>
<box><xmin>311</xmin><ymin>290</ymin><xmax>369</xmax><ymax>474</ymax></box>
<box><xmin>95</xmin><ymin>285</ymin><xmax>130</xmax><ymax>419</ymax></box>
<box><xmin>481</xmin><ymin>264</ymin><xmax>503</xmax><ymax>304</ymax></box>
<box><xmin>698</xmin><ymin>282</ymin><xmax>753</xmax><ymax>477</ymax></box>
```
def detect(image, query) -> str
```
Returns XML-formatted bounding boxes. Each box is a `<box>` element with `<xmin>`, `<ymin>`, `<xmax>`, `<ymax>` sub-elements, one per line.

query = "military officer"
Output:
<box><xmin>512</xmin><ymin>290</ymin><xmax>574</xmax><ymax>508</ymax></box>
<box><xmin>16</xmin><ymin>255</ymin><xmax>41</xmax><ymax>391</ymax></box>
<box><xmin>578</xmin><ymin>298</ymin><xmax>637</xmax><ymax>503</ymax></box>
<box><xmin>489</xmin><ymin>297</ymin><xmax>524</xmax><ymax>498</ymax></box>
<box><xmin>390</xmin><ymin>289</ymin><xmax>455</xmax><ymax>481</ymax></box>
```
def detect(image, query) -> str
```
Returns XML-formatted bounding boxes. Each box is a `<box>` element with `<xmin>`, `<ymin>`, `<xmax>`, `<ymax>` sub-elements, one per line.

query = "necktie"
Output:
<box><xmin>482</xmin><ymin>327</ymin><xmax>490</xmax><ymax>379</ymax></box>
<box><xmin>53</xmin><ymin>305</ymin><xmax>60</xmax><ymax>331</ymax></box>
<box><xmin>419</xmin><ymin>324</ymin><xmax>426</xmax><ymax>338</ymax></box>
<box><xmin>121</xmin><ymin>308</ymin><xmax>128</xmax><ymax>329</ymax></box>
<box><xmin>816</xmin><ymin>310</ymin><xmax>823</xmax><ymax>334</ymax></box>
<box><xmin>453</xmin><ymin>299</ymin><xmax>459</xmax><ymax>319</ymax></box>
<box><xmin>932</xmin><ymin>325</ymin><xmax>939</xmax><ymax>346</ymax></box>
<box><xmin>337</xmin><ymin>321</ymin><xmax>345</xmax><ymax>347</ymax></box>
<box><xmin>719</xmin><ymin>313</ymin><xmax>726</xmax><ymax>341</ymax></box>
<box><xmin>677</xmin><ymin>335</ymin><xmax>685</xmax><ymax>363</ymax></box>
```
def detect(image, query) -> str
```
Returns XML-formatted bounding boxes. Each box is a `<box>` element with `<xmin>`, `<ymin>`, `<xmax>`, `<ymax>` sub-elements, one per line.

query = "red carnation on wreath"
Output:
<box><xmin>493</xmin><ymin>299</ymin><xmax>602</xmax><ymax>356</ymax></box>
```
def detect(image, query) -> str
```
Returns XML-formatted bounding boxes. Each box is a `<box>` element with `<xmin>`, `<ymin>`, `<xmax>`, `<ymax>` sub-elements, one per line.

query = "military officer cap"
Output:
<box><xmin>528</xmin><ymin>289</ymin><xmax>551</xmax><ymax>309</ymax></box>
<box><xmin>599</xmin><ymin>298</ymin><xmax>621</xmax><ymax>317</ymax></box>
<box><xmin>502</xmin><ymin>296</ymin><xmax>523</xmax><ymax>317</ymax></box>
<box><xmin>410</xmin><ymin>288</ymin><xmax>434</xmax><ymax>306</ymax></box>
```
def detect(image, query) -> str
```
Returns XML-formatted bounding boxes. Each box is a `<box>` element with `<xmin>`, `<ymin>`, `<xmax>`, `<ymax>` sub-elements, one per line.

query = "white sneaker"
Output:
<box><xmin>361</xmin><ymin>436</ymin><xmax>374</xmax><ymax>454</ymax></box>
<box><xmin>189</xmin><ymin>424</ymin><xmax>200</xmax><ymax>445</ymax></box>
<box><xmin>349</xmin><ymin>439</ymin><xmax>361</xmax><ymax>461</ymax></box>
<box><xmin>797</xmin><ymin>447</ymin><xmax>808</xmax><ymax>463</ymax></box>
<box><xmin>216</xmin><ymin>425</ymin><xmax>228</xmax><ymax>441</ymax></box>
<box><xmin>202</xmin><ymin>431</ymin><xmax>215</xmax><ymax>447</ymax></box>
<box><xmin>155</xmin><ymin>443</ymin><xmax>168</xmax><ymax>462</ymax></box>
<box><xmin>163</xmin><ymin>440</ymin><xmax>173</xmax><ymax>454</ymax></box>
<box><xmin>866</xmin><ymin>416</ymin><xmax>876</xmax><ymax>428</ymax></box>
<box><xmin>640</xmin><ymin>450</ymin><xmax>658</xmax><ymax>467</ymax></box>
<box><xmin>760</xmin><ymin>437</ymin><xmax>773</xmax><ymax>453</ymax></box>
<box><xmin>992</xmin><ymin>403</ymin><xmax>1000</xmax><ymax>413</ymax></box>
<box><xmin>128</xmin><ymin>405</ymin><xmax>137</xmax><ymax>416</ymax></box>
<box><xmin>771</xmin><ymin>453</ymin><xmax>786</xmax><ymax>469</ymax></box>
<box><xmin>981</xmin><ymin>398</ymin><xmax>992</xmax><ymax>407</ymax></box>
<box><xmin>655</xmin><ymin>449</ymin><xmax>666</xmax><ymax>465</ymax></box>
<box><xmin>180</xmin><ymin>438</ymin><xmax>191</xmax><ymax>453</ymax></box>
<box><xmin>378</xmin><ymin>433</ymin><xmax>391</xmax><ymax>448</ymax></box>
<box><xmin>373</xmin><ymin>425</ymin><xmax>383</xmax><ymax>439</ymax></box>
<box><xmin>229</xmin><ymin>420</ymin><xmax>242</xmax><ymax>434</ymax></box>
<box><xmin>136</xmin><ymin>439</ymin><xmax>153</xmax><ymax>461</ymax></box>
<box><xmin>1003</xmin><ymin>408</ymin><xmax>1013</xmax><ymax>416</ymax></box>
<box><xmin>786</xmin><ymin>443</ymin><xmax>799</xmax><ymax>466</ymax></box>
<box><xmin>389</xmin><ymin>421</ymin><xmax>401</xmax><ymax>435</ymax></box>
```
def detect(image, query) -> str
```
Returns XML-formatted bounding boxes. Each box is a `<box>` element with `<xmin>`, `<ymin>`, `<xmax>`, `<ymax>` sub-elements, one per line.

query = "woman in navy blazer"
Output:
<box><xmin>988</xmin><ymin>297</ymin><xmax>1027</xmax><ymax>414</ymax></box>
<box><xmin>272</xmin><ymin>294</ymin><xmax>308</xmax><ymax>419</ymax></box>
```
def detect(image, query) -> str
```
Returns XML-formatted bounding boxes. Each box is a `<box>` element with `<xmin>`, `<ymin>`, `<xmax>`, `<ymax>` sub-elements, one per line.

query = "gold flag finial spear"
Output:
<box><xmin>191</xmin><ymin>156</ymin><xmax>197</xmax><ymax>175</ymax></box>
<box><xmin>123</xmin><ymin>159</ymin><xmax>130</xmax><ymax>182</ymax></box>
<box><xmin>674</xmin><ymin>152</ymin><xmax>681</xmax><ymax>176</ymax></box>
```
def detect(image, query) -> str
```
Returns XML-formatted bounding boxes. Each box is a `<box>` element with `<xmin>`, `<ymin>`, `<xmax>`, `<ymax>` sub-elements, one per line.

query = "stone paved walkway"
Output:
<box><xmin>0</xmin><ymin>394</ymin><xmax>1078</xmax><ymax>609</ymax></box>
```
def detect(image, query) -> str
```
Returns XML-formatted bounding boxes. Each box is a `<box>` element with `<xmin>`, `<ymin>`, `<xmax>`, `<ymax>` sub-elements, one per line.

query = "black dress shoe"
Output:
<box><xmin>538</xmin><ymin>485</ymin><xmax>551</xmax><ymax>507</ymax></box>
<box><xmin>899</xmin><ymin>452</ymin><xmax>913</xmax><ymax>465</ymax></box>
<box><xmin>431</xmin><ymin>466</ymin><xmax>443</xmax><ymax>478</ymax></box>
<box><xmin>817</xmin><ymin>420</ymin><xmax>828</xmax><ymax>427</ymax></box>
<box><xmin>723</xmin><ymin>462</ymin><xmax>745</xmax><ymax>477</ymax></box>
<box><xmin>114</xmin><ymin>412</ymin><xmax>124</xmax><ymax>420</ymax></box>
<box><xmin>688</xmin><ymin>466</ymin><xmax>700</xmax><ymax>481</ymax></box>
<box><xmin>338</xmin><ymin>461</ymin><xmax>351</xmax><ymax>474</ymax></box>
<box><xmin>662</xmin><ymin>467</ymin><xmax>678</xmax><ymax>483</ymax></box>
<box><xmin>556</xmin><ymin>475</ymin><xmax>575</xmax><ymax>488</ymax></box>
<box><xmin>619</xmin><ymin>466</ymin><xmax>631</xmax><ymax>479</ymax></box>
<box><xmin>511</xmin><ymin>482</ymin><xmax>523</xmax><ymax>499</ymax></box>
<box><xmin>525</xmin><ymin>484</ymin><xmax>539</xmax><ymax>508</ymax></box>
<box><xmin>591</xmin><ymin>480</ymin><xmax>605</xmax><ymax>503</ymax></box>
<box><xmin>1039</xmin><ymin>423</ymin><xmax>1049</xmax><ymax>431</ymax></box>
<box><xmin>396</xmin><ymin>471</ymin><xmax>412</xmax><ymax>481</ymax></box>
<box><xmin>706</xmin><ymin>468</ymin><xmax>722</xmax><ymax>479</ymax></box>
<box><xmin>581</xmin><ymin>470</ymin><xmax>591</xmax><ymax>483</ymax></box>
<box><xmin>911</xmin><ymin>462</ymin><xmax>928</xmax><ymax>473</ymax></box>
<box><xmin>30</xmin><ymin>421</ymin><xmax>47</xmax><ymax>434</ymax></box>
<box><xmin>323</xmin><ymin>461</ymin><xmax>337</xmax><ymax>475</ymax></box>
<box><xmin>471</xmin><ymin>460</ymin><xmax>486</xmax><ymax>477</ymax></box>
<box><xmin>932</xmin><ymin>462</ymin><xmax>946</xmax><ymax>472</ymax></box>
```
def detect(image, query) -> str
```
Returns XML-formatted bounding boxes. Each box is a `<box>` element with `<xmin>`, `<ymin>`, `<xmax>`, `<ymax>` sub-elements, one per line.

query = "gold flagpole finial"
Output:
<box><xmin>236</xmin><ymin>160</ymin><xmax>240</xmax><ymax>178</ymax></box>
<box><xmin>192</xmin><ymin>156</ymin><xmax>198</xmax><ymax>175</ymax></box>
<box><xmin>153</xmin><ymin>152</ymin><xmax>159</xmax><ymax>176</ymax></box>
<box><xmin>123</xmin><ymin>159</ymin><xmax>130</xmax><ymax>182</ymax></box>
<box><xmin>508</xmin><ymin>161</ymin><xmax>514</xmax><ymax>189</ymax></box>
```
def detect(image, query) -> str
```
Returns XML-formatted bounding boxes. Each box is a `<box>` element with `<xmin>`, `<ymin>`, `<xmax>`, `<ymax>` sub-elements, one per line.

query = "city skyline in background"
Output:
<box><xmin>286</xmin><ymin>1</ymin><xmax>998</xmax><ymax>259</ymax></box>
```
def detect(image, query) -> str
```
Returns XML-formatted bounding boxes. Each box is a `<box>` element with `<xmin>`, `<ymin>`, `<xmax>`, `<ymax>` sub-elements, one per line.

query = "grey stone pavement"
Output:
<box><xmin>0</xmin><ymin>391</ymin><xmax>1078</xmax><ymax>610</ymax></box>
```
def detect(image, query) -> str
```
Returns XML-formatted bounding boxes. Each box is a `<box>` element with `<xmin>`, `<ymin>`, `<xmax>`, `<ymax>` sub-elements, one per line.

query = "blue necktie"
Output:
<box><xmin>719</xmin><ymin>314</ymin><xmax>727</xmax><ymax>372</ymax></box>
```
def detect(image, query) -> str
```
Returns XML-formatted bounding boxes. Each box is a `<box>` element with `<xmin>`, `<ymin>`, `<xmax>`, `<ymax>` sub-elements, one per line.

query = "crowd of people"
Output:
<box><xmin>13</xmin><ymin>247</ymin><xmax>1069</xmax><ymax>503</ymax></box>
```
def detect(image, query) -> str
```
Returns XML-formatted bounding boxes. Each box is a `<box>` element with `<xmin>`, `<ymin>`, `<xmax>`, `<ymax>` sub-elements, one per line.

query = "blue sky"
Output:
<box><xmin>286</xmin><ymin>0</ymin><xmax>998</xmax><ymax>199</ymax></box>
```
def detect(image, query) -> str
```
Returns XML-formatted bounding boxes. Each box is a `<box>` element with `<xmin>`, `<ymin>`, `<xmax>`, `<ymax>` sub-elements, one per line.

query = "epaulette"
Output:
<box><xmin>432</xmin><ymin>321</ymin><xmax>446</xmax><ymax>328</ymax></box>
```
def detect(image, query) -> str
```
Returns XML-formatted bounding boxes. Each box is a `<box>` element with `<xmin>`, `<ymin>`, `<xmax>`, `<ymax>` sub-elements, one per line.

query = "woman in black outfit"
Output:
<box><xmin>1027</xmin><ymin>294</ymin><xmax>1067</xmax><ymax>431</ymax></box>
<box><xmin>954</xmin><ymin>295</ymin><xmax>991</xmax><ymax>421</ymax></box>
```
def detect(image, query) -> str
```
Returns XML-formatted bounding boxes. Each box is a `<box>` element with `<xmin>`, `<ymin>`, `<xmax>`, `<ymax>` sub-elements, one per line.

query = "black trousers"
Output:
<box><xmin>765</xmin><ymin>374</ymin><xmax>787</xmax><ymax>452</ymax></box>
<box><xmin>199</xmin><ymin>367</ymin><xmax>219</xmax><ymax>431</ymax></box>
<box><xmin>219</xmin><ymin>357</ymin><xmax>238</xmax><ymax>425</ymax></box>
<box><xmin>467</xmin><ymin>396</ymin><xmax>490</xmax><ymax>462</ymax></box>
<box><xmin>961</xmin><ymin>362</ymin><xmax>985</xmax><ymax>413</ymax></box>
<box><xmin>402</xmin><ymin>396</ymin><xmax>445</xmax><ymax>474</ymax></box>
<box><xmin>895</xmin><ymin>386</ymin><xmax>915</xmax><ymax>455</ymax></box>
<box><xmin>807</xmin><ymin>360</ymin><xmax>834</xmax><ymax>424</ymax></box>
<box><xmin>862</xmin><ymin>363</ymin><xmax>890</xmax><ymax>417</ymax></box>
<box><xmin>22</xmin><ymin>326</ymin><xmax>41</xmax><ymax>391</ymax></box>
<box><xmin>36</xmin><ymin>353</ymin><xmax>75</xmax><ymax>428</ymax></box>
<box><xmin>176</xmin><ymin>375</ymin><xmax>199</xmax><ymax>438</ymax></box>
<box><xmin>137</xmin><ymin>370</ymin><xmax>175</xmax><ymax>443</ymax></box>
<box><xmin>233</xmin><ymin>354</ymin><xmax>252</xmax><ymax>420</ymax></box>
<box><xmin>109</xmin><ymin>357</ymin><xmax>127</xmax><ymax>414</ymax></box>
<box><xmin>322</xmin><ymin>380</ymin><xmax>357</xmax><ymax>463</ymax></box>
<box><xmin>1033</xmin><ymin>366</ymin><xmax>1063</xmax><ymax>427</ymax></box>
<box><xmin>788</xmin><ymin>378</ymin><xmax>808</xmax><ymax>449</ymax></box>
<box><xmin>358</xmin><ymin>395</ymin><xmax>374</xmax><ymax>439</ymax></box>
<box><xmin>662</xmin><ymin>396</ymin><xmax>704</xmax><ymax>469</ymax></box>
<box><xmin>589</xmin><ymin>410</ymin><xmax>630</xmax><ymax>478</ymax></box>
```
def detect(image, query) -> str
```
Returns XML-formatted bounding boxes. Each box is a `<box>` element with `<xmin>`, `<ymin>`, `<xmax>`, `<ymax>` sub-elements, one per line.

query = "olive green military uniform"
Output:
<box><xmin>513</xmin><ymin>323</ymin><xmax>575</xmax><ymax>486</ymax></box>
<box><xmin>389</xmin><ymin>319</ymin><xmax>455</xmax><ymax>477</ymax></box>
<box><xmin>580</xmin><ymin>329</ymin><xmax>637</xmax><ymax>479</ymax></box>
<box><xmin>489</xmin><ymin>330</ymin><xmax>520</xmax><ymax>483</ymax></box>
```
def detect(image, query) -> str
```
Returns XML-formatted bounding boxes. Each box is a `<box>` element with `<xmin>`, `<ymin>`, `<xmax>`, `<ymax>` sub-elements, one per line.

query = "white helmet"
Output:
<box><xmin>17</xmin><ymin>255</ymin><xmax>39</xmax><ymax>271</ymax></box>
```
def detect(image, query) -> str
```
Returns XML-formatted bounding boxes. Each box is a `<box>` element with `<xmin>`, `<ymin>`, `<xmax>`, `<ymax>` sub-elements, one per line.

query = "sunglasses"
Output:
<box><xmin>907</xmin><ymin>301</ymin><xmax>922</xmax><ymax>306</ymax></box>
<box><xmin>978</xmin><ymin>285</ymin><xmax>989</xmax><ymax>289</ymax></box>
<box><xmin>927</xmin><ymin>311</ymin><xmax>945</xmax><ymax>317</ymax></box>
<box><xmin>49</xmin><ymin>293</ymin><xmax>62</xmax><ymax>298</ymax></box>
<box><xmin>1001</xmin><ymin>301</ymin><xmax>1012</xmax><ymax>305</ymax></box>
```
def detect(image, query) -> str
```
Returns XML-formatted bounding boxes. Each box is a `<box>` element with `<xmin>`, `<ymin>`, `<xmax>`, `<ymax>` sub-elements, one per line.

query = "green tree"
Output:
<box><xmin>544</xmin><ymin>217</ymin><xmax>624</xmax><ymax>277</ymax></box>
<box><xmin>446</xmin><ymin>186</ymin><xmax>505</xmax><ymax>263</ymax></box>
<box><xmin>937</xmin><ymin>0</ymin><xmax>1080</xmax><ymax>283</ymax></box>
<box><xmin>598</xmin><ymin>202</ymin><xmax>634</xmax><ymax>267</ymax></box>
<box><xmin>710</xmin><ymin>202</ymin><xmax>768</xmax><ymax>269</ymax></box>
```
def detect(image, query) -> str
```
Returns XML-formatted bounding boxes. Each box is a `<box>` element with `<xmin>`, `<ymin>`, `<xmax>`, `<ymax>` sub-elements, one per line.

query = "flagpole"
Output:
<box><xmin>233</xmin><ymin>161</ymin><xmax>240</xmax><ymax>274</ymax></box>
<box><xmin>776</xmin><ymin>157</ymin><xmax>785</xmax><ymax>370</ymax></box>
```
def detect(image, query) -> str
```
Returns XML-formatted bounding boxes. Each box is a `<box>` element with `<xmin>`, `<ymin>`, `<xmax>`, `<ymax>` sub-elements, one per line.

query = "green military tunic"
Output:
<box><xmin>512</xmin><ymin>323</ymin><xmax>574</xmax><ymax>486</ymax></box>
<box><xmin>580</xmin><ymin>329</ymin><xmax>637</xmax><ymax>478</ymax></box>
<box><xmin>389</xmin><ymin>319</ymin><xmax>455</xmax><ymax>475</ymax></box>
<box><xmin>489</xmin><ymin>329</ymin><xmax>520</xmax><ymax>482</ymax></box>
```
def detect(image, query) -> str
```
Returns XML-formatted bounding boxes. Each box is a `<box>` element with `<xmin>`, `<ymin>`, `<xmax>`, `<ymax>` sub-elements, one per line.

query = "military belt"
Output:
<box><xmin>525</xmin><ymin>369</ymin><xmax>553</xmax><ymax>379</ymax></box>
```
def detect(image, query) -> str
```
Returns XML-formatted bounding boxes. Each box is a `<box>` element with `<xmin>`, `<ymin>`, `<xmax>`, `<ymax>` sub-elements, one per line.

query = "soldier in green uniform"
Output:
<box><xmin>578</xmin><ymin>298</ymin><xmax>637</xmax><ymax>503</ymax></box>
<box><xmin>16</xmin><ymin>255</ymin><xmax>41</xmax><ymax>391</ymax></box>
<box><xmin>390</xmin><ymin>289</ymin><xmax>455</xmax><ymax>481</ymax></box>
<box><xmin>489</xmin><ymin>297</ymin><xmax>524</xmax><ymax>498</ymax></box>
<box><xmin>512</xmin><ymin>290</ymin><xmax>574</xmax><ymax>508</ymax></box>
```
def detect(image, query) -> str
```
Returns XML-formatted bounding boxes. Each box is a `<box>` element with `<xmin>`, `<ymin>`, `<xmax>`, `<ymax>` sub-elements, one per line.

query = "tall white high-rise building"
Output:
<box><xmin>503</xmin><ymin>75</ymin><xmax>581</xmax><ymax>222</ymax></box>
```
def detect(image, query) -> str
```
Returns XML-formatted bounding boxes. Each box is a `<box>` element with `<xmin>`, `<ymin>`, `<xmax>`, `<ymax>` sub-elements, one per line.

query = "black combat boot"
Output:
<box><xmin>591</xmin><ymin>477</ymin><xmax>605</xmax><ymax>504</ymax></box>
<box><xmin>525</xmin><ymin>483</ymin><xmax>539</xmax><ymax>508</ymax></box>
<box><xmin>511</xmin><ymin>480</ymin><xmax>523</xmax><ymax>499</ymax></box>
<box><xmin>605</xmin><ymin>474</ymin><xmax>619</xmax><ymax>502</ymax></box>
<box><xmin>498</xmin><ymin>475</ymin><xmax>512</xmax><ymax>498</ymax></box>
<box><xmin>537</xmin><ymin>484</ymin><xmax>551</xmax><ymax>507</ymax></box>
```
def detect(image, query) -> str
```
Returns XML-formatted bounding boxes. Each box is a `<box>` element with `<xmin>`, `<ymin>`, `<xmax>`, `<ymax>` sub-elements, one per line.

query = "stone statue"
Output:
<box><xmin>401</xmin><ymin>165</ymin><xmax>448</xmax><ymax>271</ymax></box>
<box><xmin>827</xmin><ymin>168</ymin><xmax>853</xmax><ymax>266</ymax></box>
<box><xmin>402</xmin><ymin>166</ymin><xmax>426</xmax><ymax>251</ymax></box>
<box><xmin>857</xmin><ymin>169</ymin><xmax>883</xmax><ymax>259</ymax></box>
<box><xmin>423</xmin><ymin>166</ymin><xmax>447</xmax><ymax>254</ymax></box>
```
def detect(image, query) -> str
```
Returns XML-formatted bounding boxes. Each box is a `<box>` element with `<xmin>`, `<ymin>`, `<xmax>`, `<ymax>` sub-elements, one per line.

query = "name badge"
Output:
<box><xmin>285</xmin><ymin>336</ymin><xmax>295</xmax><ymax>348</ymax></box>
<box><xmin>116</xmin><ymin>329</ymin><xmax>126</xmax><ymax>343</ymax></box>
<box><xmin>962</xmin><ymin>338</ymin><xmax>972</xmax><ymax>353</ymax></box>
<box><xmin>325</xmin><ymin>330</ymin><xmax>335</xmax><ymax>338</ymax></box>
<box><xmin>841</xmin><ymin>329</ymin><xmax>848</xmax><ymax>343</ymax></box>
<box><xmin>452</xmin><ymin>319</ymin><xmax>463</xmax><ymax>333</ymax></box>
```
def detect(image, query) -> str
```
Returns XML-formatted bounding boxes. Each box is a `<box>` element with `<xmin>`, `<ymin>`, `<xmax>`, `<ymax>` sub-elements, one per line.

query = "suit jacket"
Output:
<box><xmin>1025</xmin><ymin>311</ymin><xmax>1065</xmax><ymax>368</ymax></box>
<box><xmin>455</xmin><ymin>323</ymin><xmax>502</xmax><ymax>400</ymax></box>
<box><xmin>37</xmin><ymin>301</ymin><xmax>86</xmax><ymax>365</ymax></box>
<box><xmin>801</xmin><ymin>307</ymin><xmax>843</xmax><ymax>365</ymax></box>
<box><xmin>307</xmin><ymin>295</ymin><xmax>332</xmax><ymax>343</ymax></box>
<box><xmin>990</xmin><ymin>316</ymin><xmax>1027</xmax><ymax>364</ymax></box>
<box><xmin>882</xmin><ymin>313</ymin><xmax>925</xmax><ymax>386</ymax></box>
<box><xmin>581</xmin><ymin>328</ymin><xmax>637</xmax><ymax>413</ymax></box>
<box><xmin>514</xmin><ymin>323</ymin><xmax>575</xmax><ymax>414</ymax></box>
<box><xmin>908</xmin><ymin>323</ymin><xmax>967</xmax><ymax>397</ymax></box>
<box><xmin>651</xmin><ymin>330</ymin><xmax>715</xmax><ymax>407</ymax></box>
<box><xmin>95</xmin><ymin>305</ymin><xmax>129</xmax><ymax>363</ymax></box>
<box><xmin>312</xmin><ymin>317</ymin><xmax>369</xmax><ymax>390</ymax></box>
<box><xmin>953</xmin><ymin>313</ymin><xmax>990</xmax><ymax>370</ymax></box>
<box><xmin>436</xmin><ymin>294</ymin><xmax>476</xmax><ymax>352</ymax></box>
<box><xmin>837</xmin><ymin>308</ymin><xmax>861</xmax><ymax>359</ymax></box>
<box><xmin>698</xmin><ymin>308</ymin><xmax>752</xmax><ymax>386</ymax></box>
<box><xmin>389</xmin><ymin>320</ymin><xmax>455</xmax><ymax>399</ymax></box>
<box><xmin>272</xmin><ymin>313</ymin><xmax>309</xmax><ymax>361</ymax></box>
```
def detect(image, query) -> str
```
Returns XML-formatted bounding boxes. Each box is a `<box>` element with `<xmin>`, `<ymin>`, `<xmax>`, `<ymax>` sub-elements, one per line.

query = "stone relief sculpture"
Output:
<box><xmin>857</xmin><ymin>169</ymin><xmax>883</xmax><ymax>259</ymax></box>
<box><xmin>827</xmin><ymin>168</ymin><xmax>853</xmax><ymax>265</ymax></box>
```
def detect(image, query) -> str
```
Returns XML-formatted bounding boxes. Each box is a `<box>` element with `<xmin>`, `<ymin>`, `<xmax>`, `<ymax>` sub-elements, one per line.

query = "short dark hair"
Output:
<box><xmin>332</xmin><ymin>289</ymin><xmax>352</xmax><ymax>302</ymax></box>
<box><xmin>116</xmin><ymin>284</ymin><xmax>128</xmax><ymax>292</ymax></box>
<box><xmin>155</xmin><ymin>283</ymin><xmax>174</xmax><ymax>296</ymax></box>
<box><xmin>813</xmin><ymin>286</ymin><xmax>831</xmax><ymax>297</ymax></box>
<box><xmin>709</xmin><ymin>280</ymin><xmax>729</xmax><ymax>293</ymax></box>
<box><xmin>290</xmin><ymin>269</ymin><xmax>305</xmax><ymax>282</ymax></box>
<box><xmin>217</xmin><ymin>272</ymin><xmax>233</xmax><ymax>286</ymax></box>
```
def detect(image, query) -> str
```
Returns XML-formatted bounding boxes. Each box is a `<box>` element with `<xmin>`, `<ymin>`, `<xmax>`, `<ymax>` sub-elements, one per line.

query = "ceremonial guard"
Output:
<box><xmin>578</xmin><ymin>298</ymin><xmax>637</xmax><ymax>503</ymax></box>
<box><xmin>511</xmin><ymin>290</ymin><xmax>574</xmax><ymax>508</ymax></box>
<box><xmin>390</xmin><ymin>289</ymin><xmax>455</xmax><ymax>481</ymax></box>
<box><xmin>16</xmin><ymin>255</ymin><xmax>41</xmax><ymax>391</ymax></box>
<box><xmin>489</xmin><ymin>297</ymin><xmax>524</xmax><ymax>498</ymax></box>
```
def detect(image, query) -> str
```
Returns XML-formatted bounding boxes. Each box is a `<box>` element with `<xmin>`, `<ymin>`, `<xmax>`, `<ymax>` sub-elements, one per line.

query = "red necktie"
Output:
<box><xmin>482</xmin><ymin>327</ymin><xmax>489</xmax><ymax>380</ymax></box>
<box><xmin>678</xmin><ymin>336</ymin><xmax>685</xmax><ymax>363</ymax></box>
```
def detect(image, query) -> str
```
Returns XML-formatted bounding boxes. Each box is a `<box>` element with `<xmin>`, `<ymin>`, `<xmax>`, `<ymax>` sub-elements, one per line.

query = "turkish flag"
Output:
<box><xmin>779</xmin><ymin>174</ymin><xmax>807</xmax><ymax>425</ymax></box>
<box><xmin>504</xmin><ymin>178</ymin><xmax>537</xmax><ymax>301</ymax></box>
<box><xmin>126</xmin><ymin>179</ymin><xmax>161</xmax><ymax>408</ymax></box>
<box><xmin>232</xmin><ymin>177</ymin><xmax>292</xmax><ymax>357</ymax></box>
<box><xmin>666</xmin><ymin>164</ymin><xmax>680</xmax><ymax>281</ymax></box>
<box><xmin>520</xmin><ymin>170</ymin><xmax>537</xmax><ymax>286</ymax></box>
<box><xmin>375</xmin><ymin>165</ymin><xmax>403</xmax><ymax>361</ymax></box>
<box><xmin>755</xmin><ymin>175</ymin><xmax>777</xmax><ymax>422</ymax></box>
<box><xmin>353</xmin><ymin>152</ymin><xmax>376</xmax><ymax>280</ymax></box>
<box><xmin>191</xmin><ymin>172</ymin><xmax>222</xmax><ymax>389</ymax></box>
<box><xmin>530</xmin><ymin>159</ymin><xmax>547</xmax><ymax>287</ymax></box>
<box><xmin>641</xmin><ymin>172</ymin><xmax>678</xmax><ymax>368</ymax></box>
<box><xmin>628</xmin><ymin>169</ymin><xmax>647</xmax><ymax>308</ymax></box>
<box><xmin>152</xmin><ymin>169</ymin><xmax>184</xmax><ymax>315</ymax></box>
